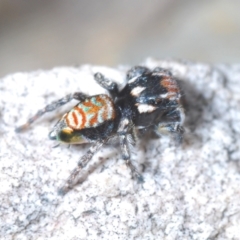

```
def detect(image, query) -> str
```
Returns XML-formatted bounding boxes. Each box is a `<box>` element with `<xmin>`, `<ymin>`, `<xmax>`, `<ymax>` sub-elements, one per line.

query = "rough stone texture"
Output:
<box><xmin>0</xmin><ymin>59</ymin><xmax>240</xmax><ymax>240</ymax></box>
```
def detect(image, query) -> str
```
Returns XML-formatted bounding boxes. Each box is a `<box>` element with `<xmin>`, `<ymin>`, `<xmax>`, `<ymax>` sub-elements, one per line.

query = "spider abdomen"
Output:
<box><xmin>65</xmin><ymin>94</ymin><xmax>116</xmax><ymax>130</ymax></box>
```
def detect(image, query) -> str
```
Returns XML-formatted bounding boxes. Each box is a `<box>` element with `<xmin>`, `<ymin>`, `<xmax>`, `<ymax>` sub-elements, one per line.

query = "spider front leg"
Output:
<box><xmin>156</xmin><ymin>122</ymin><xmax>184</xmax><ymax>144</ymax></box>
<box><xmin>126</xmin><ymin>66</ymin><xmax>150</xmax><ymax>80</ymax></box>
<box><xmin>152</xmin><ymin>67</ymin><xmax>173</xmax><ymax>76</ymax></box>
<box><xmin>58</xmin><ymin>138</ymin><xmax>108</xmax><ymax>195</ymax></box>
<box><xmin>94</xmin><ymin>72</ymin><xmax>119</xmax><ymax>98</ymax></box>
<box><xmin>156</xmin><ymin>106</ymin><xmax>185</xmax><ymax>143</ymax></box>
<box><xmin>15</xmin><ymin>92</ymin><xmax>88</xmax><ymax>132</ymax></box>
<box><xmin>118</xmin><ymin>118</ymin><xmax>144</xmax><ymax>183</ymax></box>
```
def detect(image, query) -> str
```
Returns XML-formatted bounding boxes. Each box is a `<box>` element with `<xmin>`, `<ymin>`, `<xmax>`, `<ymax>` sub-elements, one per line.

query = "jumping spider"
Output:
<box><xmin>16</xmin><ymin>66</ymin><xmax>185</xmax><ymax>195</ymax></box>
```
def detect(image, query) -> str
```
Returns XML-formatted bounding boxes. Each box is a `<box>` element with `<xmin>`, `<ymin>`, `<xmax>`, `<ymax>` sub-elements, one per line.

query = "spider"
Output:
<box><xmin>16</xmin><ymin>66</ymin><xmax>184</xmax><ymax>195</ymax></box>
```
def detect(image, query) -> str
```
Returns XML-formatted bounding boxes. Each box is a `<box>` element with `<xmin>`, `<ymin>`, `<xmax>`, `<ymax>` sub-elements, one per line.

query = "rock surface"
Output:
<box><xmin>1</xmin><ymin>59</ymin><xmax>240</xmax><ymax>239</ymax></box>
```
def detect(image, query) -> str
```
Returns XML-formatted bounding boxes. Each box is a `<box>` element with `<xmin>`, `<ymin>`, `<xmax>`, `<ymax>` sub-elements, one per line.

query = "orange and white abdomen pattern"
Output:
<box><xmin>65</xmin><ymin>94</ymin><xmax>116</xmax><ymax>130</ymax></box>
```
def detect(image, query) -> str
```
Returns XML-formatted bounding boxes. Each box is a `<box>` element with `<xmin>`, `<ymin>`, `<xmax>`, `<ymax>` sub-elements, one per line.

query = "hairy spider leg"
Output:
<box><xmin>118</xmin><ymin>118</ymin><xmax>144</xmax><ymax>183</ymax></box>
<box><xmin>126</xmin><ymin>66</ymin><xmax>150</xmax><ymax>80</ymax></box>
<box><xmin>58</xmin><ymin>138</ymin><xmax>108</xmax><ymax>195</ymax></box>
<box><xmin>15</xmin><ymin>92</ymin><xmax>88</xmax><ymax>132</ymax></box>
<box><xmin>155</xmin><ymin>106</ymin><xmax>185</xmax><ymax>143</ymax></box>
<box><xmin>152</xmin><ymin>67</ymin><xmax>173</xmax><ymax>76</ymax></box>
<box><xmin>94</xmin><ymin>72</ymin><xmax>119</xmax><ymax>98</ymax></box>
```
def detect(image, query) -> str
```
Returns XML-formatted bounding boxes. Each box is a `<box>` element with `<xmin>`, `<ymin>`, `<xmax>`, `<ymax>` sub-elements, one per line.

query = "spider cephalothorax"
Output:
<box><xmin>16</xmin><ymin>66</ymin><xmax>184</xmax><ymax>195</ymax></box>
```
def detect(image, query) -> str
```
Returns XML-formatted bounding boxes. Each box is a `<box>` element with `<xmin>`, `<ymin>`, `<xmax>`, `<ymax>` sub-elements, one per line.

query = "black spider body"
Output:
<box><xmin>116</xmin><ymin>66</ymin><xmax>184</xmax><ymax>140</ymax></box>
<box><xmin>16</xmin><ymin>66</ymin><xmax>184</xmax><ymax>194</ymax></box>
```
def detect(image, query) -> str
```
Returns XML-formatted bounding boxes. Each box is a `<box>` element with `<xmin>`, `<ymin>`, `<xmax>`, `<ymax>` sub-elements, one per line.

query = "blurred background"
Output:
<box><xmin>0</xmin><ymin>0</ymin><xmax>240</xmax><ymax>78</ymax></box>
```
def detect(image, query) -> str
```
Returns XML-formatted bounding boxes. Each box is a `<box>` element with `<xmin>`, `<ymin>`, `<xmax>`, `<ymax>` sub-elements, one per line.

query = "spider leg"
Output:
<box><xmin>126</xmin><ymin>66</ymin><xmax>150</xmax><ymax>80</ymax></box>
<box><xmin>156</xmin><ymin>105</ymin><xmax>185</xmax><ymax>143</ymax></box>
<box><xmin>118</xmin><ymin>118</ymin><xmax>143</xmax><ymax>182</ymax></box>
<box><xmin>156</xmin><ymin>122</ymin><xmax>184</xmax><ymax>143</ymax></box>
<box><xmin>58</xmin><ymin>138</ymin><xmax>107</xmax><ymax>195</ymax></box>
<box><xmin>15</xmin><ymin>92</ymin><xmax>88</xmax><ymax>132</ymax></box>
<box><xmin>152</xmin><ymin>67</ymin><xmax>173</xmax><ymax>76</ymax></box>
<box><xmin>94</xmin><ymin>72</ymin><xmax>119</xmax><ymax>98</ymax></box>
